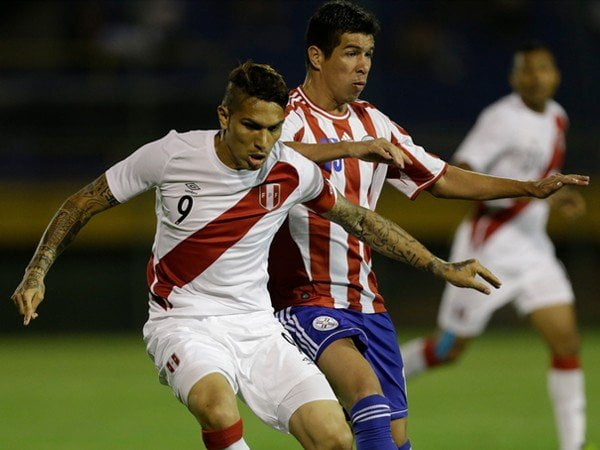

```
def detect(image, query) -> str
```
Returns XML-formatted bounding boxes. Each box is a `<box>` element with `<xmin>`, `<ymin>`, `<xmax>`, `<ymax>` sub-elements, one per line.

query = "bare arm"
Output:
<box><xmin>320</xmin><ymin>192</ymin><xmax>502</xmax><ymax>294</ymax></box>
<box><xmin>285</xmin><ymin>138</ymin><xmax>412</xmax><ymax>168</ymax></box>
<box><xmin>11</xmin><ymin>174</ymin><xmax>120</xmax><ymax>325</ymax></box>
<box><xmin>428</xmin><ymin>164</ymin><xmax>589</xmax><ymax>200</ymax></box>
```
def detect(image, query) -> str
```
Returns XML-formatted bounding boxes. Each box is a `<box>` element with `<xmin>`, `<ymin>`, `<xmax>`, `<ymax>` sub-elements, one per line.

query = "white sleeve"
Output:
<box><xmin>105</xmin><ymin>131</ymin><xmax>174</xmax><ymax>203</ymax></box>
<box><xmin>281</xmin><ymin>109</ymin><xmax>305</xmax><ymax>142</ymax></box>
<box><xmin>453</xmin><ymin>108</ymin><xmax>508</xmax><ymax>172</ymax></box>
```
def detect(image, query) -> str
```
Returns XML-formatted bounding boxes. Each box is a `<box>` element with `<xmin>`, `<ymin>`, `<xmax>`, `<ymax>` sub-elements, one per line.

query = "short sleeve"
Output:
<box><xmin>288</xmin><ymin>148</ymin><xmax>337</xmax><ymax>213</ymax></box>
<box><xmin>386</xmin><ymin>121</ymin><xmax>448</xmax><ymax>200</ymax></box>
<box><xmin>105</xmin><ymin>131</ymin><xmax>174</xmax><ymax>203</ymax></box>
<box><xmin>281</xmin><ymin>109</ymin><xmax>305</xmax><ymax>142</ymax></box>
<box><xmin>453</xmin><ymin>108</ymin><xmax>508</xmax><ymax>172</ymax></box>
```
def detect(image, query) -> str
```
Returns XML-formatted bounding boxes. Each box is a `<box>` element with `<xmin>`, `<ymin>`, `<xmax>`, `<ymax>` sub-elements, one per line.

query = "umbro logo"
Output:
<box><xmin>185</xmin><ymin>182</ymin><xmax>202</xmax><ymax>195</ymax></box>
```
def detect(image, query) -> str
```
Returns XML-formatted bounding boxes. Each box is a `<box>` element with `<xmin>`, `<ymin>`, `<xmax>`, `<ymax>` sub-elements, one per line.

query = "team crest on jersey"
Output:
<box><xmin>312</xmin><ymin>316</ymin><xmax>339</xmax><ymax>331</ymax></box>
<box><xmin>259</xmin><ymin>183</ymin><xmax>281</xmax><ymax>211</ymax></box>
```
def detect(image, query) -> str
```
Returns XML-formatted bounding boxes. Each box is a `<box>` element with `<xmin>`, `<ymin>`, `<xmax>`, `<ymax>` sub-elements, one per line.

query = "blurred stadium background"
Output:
<box><xmin>1</xmin><ymin>1</ymin><xmax>598</xmax><ymax>449</ymax></box>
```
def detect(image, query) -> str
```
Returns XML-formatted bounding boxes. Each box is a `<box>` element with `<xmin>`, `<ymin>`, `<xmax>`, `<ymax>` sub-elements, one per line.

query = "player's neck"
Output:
<box><xmin>302</xmin><ymin>74</ymin><xmax>348</xmax><ymax>115</ymax></box>
<box><xmin>214</xmin><ymin>130</ymin><xmax>238</xmax><ymax>170</ymax></box>
<box><xmin>519</xmin><ymin>95</ymin><xmax>548</xmax><ymax>113</ymax></box>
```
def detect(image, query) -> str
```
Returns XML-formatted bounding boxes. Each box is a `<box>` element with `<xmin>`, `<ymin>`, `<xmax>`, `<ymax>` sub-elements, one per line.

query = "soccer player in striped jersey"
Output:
<box><xmin>267</xmin><ymin>2</ymin><xmax>589</xmax><ymax>449</ymax></box>
<box><xmin>11</xmin><ymin>61</ymin><xmax>506</xmax><ymax>450</ymax></box>
<box><xmin>401</xmin><ymin>43</ymin><xmax>591</xmax><ymax>450</ymax></box>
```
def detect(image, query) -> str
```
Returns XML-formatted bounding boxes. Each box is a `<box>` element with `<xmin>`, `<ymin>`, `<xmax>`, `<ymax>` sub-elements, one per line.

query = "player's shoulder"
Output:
<box><xmin>547</xmin><ymin>99</ymin><xmax>567</xmax><ymax>117</ymax></box>
<box><xmin>475</xmin><ymin>94</ymin><xmax>520</xmax><ymax>125</ymax></box>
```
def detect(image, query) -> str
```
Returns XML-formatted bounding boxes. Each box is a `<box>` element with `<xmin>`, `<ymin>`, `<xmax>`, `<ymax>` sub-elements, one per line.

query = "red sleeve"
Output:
<box><xmin>303</xmin><ymin>178</ymin><xmax>337</xmax><ymax>214</ymax></box>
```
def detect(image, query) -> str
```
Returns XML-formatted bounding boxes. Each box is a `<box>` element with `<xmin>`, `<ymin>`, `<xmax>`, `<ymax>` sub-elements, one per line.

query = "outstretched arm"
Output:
<box><xmin>428</xmin><ymin>164</ymin><xmax>589</xmax><ymax>200</ymax></box>
<box><xmin>11</xmin><ymin>174</ymin><xmax>120</xmax><ymax>325</ymax></box>
<box><xmin>285</xmin><ymin>139</ymin><xmax>412</xmax><ymax>168</ymax></box>
<box><xmin>320</xmin><ymin>192</ymin><xmax>502</xmax><ymax>294</ymax></box>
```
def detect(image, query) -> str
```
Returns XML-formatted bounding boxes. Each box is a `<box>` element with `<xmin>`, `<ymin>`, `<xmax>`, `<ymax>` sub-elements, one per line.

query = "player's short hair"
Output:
<box><xmin>512</xmin><ymin>40</ymin><xmax>555</xmax><ymax>68</ymax></box>
<box><xmin>305</xmin><ymin>0</ymin><xmax>380</xmax><ymax>69</ymax></box>
<box><xmin>222</xmin><ymin>61</ymin><xmax>289</xmax><ymax>112</ymax></box>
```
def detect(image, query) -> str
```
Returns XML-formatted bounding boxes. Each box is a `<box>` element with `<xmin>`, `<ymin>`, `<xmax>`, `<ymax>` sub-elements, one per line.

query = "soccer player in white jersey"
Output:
<box><xmin>266</xmin><ymin>3</ymin><xmax>589</xmax><ymax>449</ymax></box>
<box><xmin>401</xmin><ymin>43</ymin><xmax>592</xmax><ymax>449</ymax></box>
<box><xmin>10</xmin><ymin>61</ymin><xmax>507</xmax><ymax>450</ymax></box>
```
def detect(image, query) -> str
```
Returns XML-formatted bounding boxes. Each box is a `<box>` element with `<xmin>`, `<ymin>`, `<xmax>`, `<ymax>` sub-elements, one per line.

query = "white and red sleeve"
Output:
<box><xmin>281</xmin><ymin>108</ymin><xmax>306</xmax><ymax>143</ymax></box>
<box><xmin>105</xmin><ymin>131</ymin><xmax>175</xmax><ymax>203</ymax></box>
<box><xmin>386</xmin><ymin>121</ymin><xmax>447</xmax><ymax>200</ymax></box>
<box><xmin>292</xmin><ymin>151</ymin><xmax>337</xmax><ymax>214</ymax></box>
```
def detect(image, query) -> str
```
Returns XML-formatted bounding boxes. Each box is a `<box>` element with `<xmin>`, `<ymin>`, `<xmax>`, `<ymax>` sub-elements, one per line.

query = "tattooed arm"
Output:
<box><xmin>11</xmin><ymin>174</ymin><xmax>120</xmax><ymax>325</ymax></box>
<box><xmin>320</xmin><ymin>192</ymin><xmax>502</xmax><ymax>294</ymax></box>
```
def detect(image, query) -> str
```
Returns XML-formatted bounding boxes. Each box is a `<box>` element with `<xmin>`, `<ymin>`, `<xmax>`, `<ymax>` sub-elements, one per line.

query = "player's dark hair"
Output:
<box><xmin>511</xmin><ymin>40</ymin><xmax>555</xmax><ymax>71</ymax></box>
<box><xmin>515</xmin><ymin>40</ymin><xmax>554</xmax><ymax>57</ymax></box>
<box><xmin>222</xmin><ymin>61</ymin><xmax>289</xmax><ymax>112</ymax></box>
<box><xmin>305</xmin><ymin>0</ymin><xmax>380</xmax><ymax>70</ymax></box>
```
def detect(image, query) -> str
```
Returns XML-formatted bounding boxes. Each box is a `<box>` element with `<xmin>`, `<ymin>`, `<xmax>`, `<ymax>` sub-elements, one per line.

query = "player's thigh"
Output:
<box><xmin>317</xmin><ymin>337</ymin><xmax>383</xmax><ymax>409</ymax></box>
<box><xmin>187</xmin><ymin>372</ymin><xmax>240</xmax><ymax>429</ymax></box>
<box><xmin>288</xmin><ymin>388</ymin><xmax>352</xmax><ymax>449</ymax></box>
<box><xmin>236</xmin><ymin>319</ymin><xmax>339</xmax><ymax>433</ymax></box>
<box><xmin>143</xmin><ymin>316</ymin><xmax>238</xmax><ymax>406</ymax></box>
<box><xmin>362</xmin><ymin>312</ymin><xmax>408</xmax><ymax>420</ymax></box>
<box><xmin>529</xmin><ymin>304</ymin><xmax>580</xmax><ymax>356</ymax></box>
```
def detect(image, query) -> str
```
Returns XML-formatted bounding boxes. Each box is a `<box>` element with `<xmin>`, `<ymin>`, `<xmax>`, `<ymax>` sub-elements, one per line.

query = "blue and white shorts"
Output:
<box><xmin>276</xmin><ymin>306</ymin><xmax>408</xmax><ymax>419</ymax></box>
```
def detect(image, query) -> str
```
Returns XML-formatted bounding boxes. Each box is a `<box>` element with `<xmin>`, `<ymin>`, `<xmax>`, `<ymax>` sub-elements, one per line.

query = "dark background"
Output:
<box><xmin>2</xmin><ymin>0</ymin><xmax>599</xmax><ymax>332</ymax></box>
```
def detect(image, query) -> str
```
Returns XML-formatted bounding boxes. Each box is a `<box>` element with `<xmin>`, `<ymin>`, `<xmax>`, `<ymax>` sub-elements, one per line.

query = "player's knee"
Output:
<box><xmin>316</xmin><ymin>420</ymin><xmax>353</xmax><ymax>450</ymax></box>
<box><xmin>188</xmin><ymin>393</ymin><xmax>239</xmax><ymax>430</ymax></box>
<box><xmin>550</xmin><ymin>331</ymin><xmax>581</xmax><ymax>357</ymax></box>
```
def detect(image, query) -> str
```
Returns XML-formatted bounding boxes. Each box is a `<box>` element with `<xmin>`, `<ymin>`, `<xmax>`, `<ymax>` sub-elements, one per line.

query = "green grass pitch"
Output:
<box><xmin>1</xmin><ymin>328</ymin><xmax>598</xmax><ymax>449</ymax></box>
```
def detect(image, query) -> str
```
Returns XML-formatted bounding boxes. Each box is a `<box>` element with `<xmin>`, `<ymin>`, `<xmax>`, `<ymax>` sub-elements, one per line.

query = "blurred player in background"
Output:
<box><xmin>401</xmin><ymin>43</ymin><xmax>591</xmax><ymax>450</ymax></box>
<box><xmin>10</xmin><ymin>61</ymin><xmax>506</xmax><ymax>450</ymax></box>
<box><xmin>267</xmin><ymin>2</ymin><xmax>589</xmax><ymax>449</ymax></box>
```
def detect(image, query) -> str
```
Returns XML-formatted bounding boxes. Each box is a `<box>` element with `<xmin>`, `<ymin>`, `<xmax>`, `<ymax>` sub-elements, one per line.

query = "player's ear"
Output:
<box><xmin>217</xmin><ymin>105</ymin><xmax>230</xmax><ymax>129</ymax></box>
<box><xmin>307</xmin><ymin>45</ymin><xmax>324</xmax><ymax>71</ymax></box>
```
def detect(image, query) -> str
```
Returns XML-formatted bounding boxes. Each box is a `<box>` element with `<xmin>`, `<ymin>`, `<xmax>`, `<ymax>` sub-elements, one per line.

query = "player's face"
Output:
<box><xmin>320</xmin><ymin>32</ymin><xmax>374</xmax><ymax>105</ymax></box>
<box><xmin>216</xmin><ymin>97</ymin><xmax>284</xmax><ymax>170</ymax></box>
<box><xmin>510</xmin><ymin>50</ymin><xmax>560</xmax><ymax>112</ymax></box>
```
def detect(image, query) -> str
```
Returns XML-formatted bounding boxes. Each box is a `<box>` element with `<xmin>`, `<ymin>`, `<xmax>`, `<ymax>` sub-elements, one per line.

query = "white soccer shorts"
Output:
<box><xmin>143</xmin><ymin>309</ymin><xmax>337</xmax><ymax>432</ymax></box>
<box><xmin>438</xmin><ymin>223</ymin><xmax>575</xmax><ymax>337</ymax></box>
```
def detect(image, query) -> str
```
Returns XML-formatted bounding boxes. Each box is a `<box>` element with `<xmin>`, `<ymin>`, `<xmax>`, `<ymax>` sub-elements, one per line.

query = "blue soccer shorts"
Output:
<box><xmin>275</xmin><ymin>305</ymin><xmax>408</xmax><ymax>419</ymax></box>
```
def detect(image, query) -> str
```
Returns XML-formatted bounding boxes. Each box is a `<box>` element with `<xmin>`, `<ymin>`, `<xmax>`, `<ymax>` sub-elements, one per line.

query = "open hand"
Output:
<box><xmin>441</xmin><ymin>258</ymin><xmax>501</xmax><ymax>295</ymax></box>
<box><xmin>347</xmin><ymin>138</ymin><xmax>413</xmax><ymax>169</ymax></box>
<box><xmin>531</xmin><ymin>173</ymin><xmax>589</xmax><ymax>199</ymax></box>
<box><xmin>11</xmin><ymin>270</ymin><xmax>45</xmax><ymax>325</ymax></box>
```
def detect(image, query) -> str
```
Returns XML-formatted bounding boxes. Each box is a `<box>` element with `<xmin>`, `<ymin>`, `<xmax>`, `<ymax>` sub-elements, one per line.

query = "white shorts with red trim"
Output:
<box><xmin>142</xmin><ymin>309</ymin><xmax>336</xmax><ymax>432</ymax></box>
<box><xmin>437</xmin><ymin>221</ymin><xmax>575</xmax><ymax>337</ymax></box>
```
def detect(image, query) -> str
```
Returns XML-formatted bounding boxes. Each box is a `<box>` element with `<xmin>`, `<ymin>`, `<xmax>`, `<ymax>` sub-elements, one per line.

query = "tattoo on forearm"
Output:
<box><xmin>328</xmin><ymin>196</ymin><xmax>438</xmax><ymax>273</ymax></box>
<box><xmin>25</xmin><ymin>175</ymin><xmax>118</xmax><ymax>276</ymax></box>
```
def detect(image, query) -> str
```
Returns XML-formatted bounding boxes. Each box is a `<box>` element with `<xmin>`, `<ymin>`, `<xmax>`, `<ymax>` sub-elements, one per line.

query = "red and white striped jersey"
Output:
<box><xmin>268</xmin><ymin>87</ymin><xmax>447</xmax><ymax>314</ymax></box>
<box><xmin>456</xmin><ymin>93</ymin><xmax>568</xmax><ymax>249</ymax></box>
<box><xmin>105</xmin><ymin>129</ymin><xmax>336</xmax><ymax>318</ymax></box>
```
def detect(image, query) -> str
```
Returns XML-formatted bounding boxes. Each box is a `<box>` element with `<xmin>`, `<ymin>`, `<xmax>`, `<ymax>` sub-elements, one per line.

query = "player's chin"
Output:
<box><xmin>247</xmin><ymin>154</ymin><xmax>267</xmax><ymax>170</ymax></box>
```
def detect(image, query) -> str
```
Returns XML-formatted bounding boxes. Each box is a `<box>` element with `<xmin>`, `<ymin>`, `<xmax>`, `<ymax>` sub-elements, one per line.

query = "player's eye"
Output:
<box><xmin>243</xmin><ymin>121</ymin><xmax>262</xmax><ymax>131</ymax></box>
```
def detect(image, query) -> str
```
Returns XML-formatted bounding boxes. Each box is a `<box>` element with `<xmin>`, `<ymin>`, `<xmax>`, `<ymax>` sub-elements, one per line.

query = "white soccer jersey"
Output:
<box><xmin>268</xmin><ymin>86</ymin><xmax>447</xmax><ymax>314</ymax></box>
<box><xmin>106</xmin><ymin>129</ymin><xmax>336</xmax><ymax>318</ymax></box>
<box><xmin>454</xmin><ymin>93</ymin><xmax>568</xmax><ymax>253</ymax></box>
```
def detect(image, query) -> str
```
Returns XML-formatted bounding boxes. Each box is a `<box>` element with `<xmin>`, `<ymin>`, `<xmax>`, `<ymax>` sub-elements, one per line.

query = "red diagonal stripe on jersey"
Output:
<box><xmin>470</xmin><ymin>113</ymin><xmax>569</xmax><ymax>247</ymax></box>
<box><xmin>151</xmin><ymin>162</ymin><xmax>299</xmax><ymax>299</ymax></box>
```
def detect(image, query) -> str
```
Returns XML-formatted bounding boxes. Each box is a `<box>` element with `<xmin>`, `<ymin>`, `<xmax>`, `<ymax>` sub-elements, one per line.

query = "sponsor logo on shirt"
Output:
<box><xmin>259</xmin><ymin>183</ymin><xmax>281</xmax><ymax>211</ymax></box>
<box><xmin>312</xmin><ymin>316</ymin><xmax>339</xmax><ymax>331</ymax></box>
<box><xmin>184</xmin><ymin>182</ymin><xmax>202</xmax><ymax>196</ymax></box>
